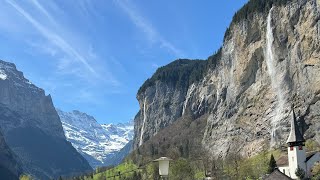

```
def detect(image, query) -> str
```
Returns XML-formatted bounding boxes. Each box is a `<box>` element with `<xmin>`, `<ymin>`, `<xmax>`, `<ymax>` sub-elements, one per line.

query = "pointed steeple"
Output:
<box><xmin>286</xmin><ymin>105</ymin><xmax>305</xmax><ymax>144</ymax></box>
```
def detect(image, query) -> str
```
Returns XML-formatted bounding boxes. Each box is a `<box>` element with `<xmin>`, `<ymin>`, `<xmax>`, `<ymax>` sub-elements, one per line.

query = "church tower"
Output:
<box><xmin>286</xmin><ymin>106</ymin><xmax>306</xmax><ymax>179</ymax></box>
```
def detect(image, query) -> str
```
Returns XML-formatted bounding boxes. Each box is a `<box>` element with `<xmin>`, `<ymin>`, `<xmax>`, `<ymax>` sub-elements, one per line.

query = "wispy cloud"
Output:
<box><xmin>78</xmin><ymin>0</ymin><xmax>101</xmax><ymax>19</ymax></box>
<box><xmin>0</xmin><ymin>0</ymin><xmax>124</xmax><ymax>109</ymax></box>
<box><xmin>114</xmin><ymin>0</ymin><xmax>185</xmax><ymax>58</ymax></box>
<box><xmin>151</xmin><ymin>63</ymin><xmax>159</xmax><ymax>69</ymax></box>
<box><xmin>27</xmin><ymin>40</ymin><xmax>58</xmax><ymax>57</ymax></box>
<box><xmin>30</xmin><ymin>0</ymin><xmax>56</xmax><ymax>23</ymax></box>
<box><xmin>67</xmin><ymin>88</ymin><xmax>102</xmax><ymax>105</ymax></box>
<box><xmin>6</xmin><ymin>0</ymin><xmax>98</xmax><ymax>75</ymax></box>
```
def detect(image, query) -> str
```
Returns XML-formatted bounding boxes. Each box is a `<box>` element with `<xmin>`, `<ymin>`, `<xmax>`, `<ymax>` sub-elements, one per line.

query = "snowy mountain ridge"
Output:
<box><xmin>56</xmin><ymin>109</ymin><xmax>133</xmax><ymax>168</ymax></box>
<box><xmin>0</xmin><ymin>60</ymin><xmax>41</xmax><ymax>93</ymax></box>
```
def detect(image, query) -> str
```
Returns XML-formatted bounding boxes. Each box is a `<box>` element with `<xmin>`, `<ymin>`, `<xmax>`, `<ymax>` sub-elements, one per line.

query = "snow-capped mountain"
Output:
<box><xmin>101</xmin><ymin>122</ymin><xmax>134</xmax><ymax>150</ymax></box>
<box><xmin>56</xmin><ymin>109</ymin><xmax>133</xmax><ymax>168</ymax></box>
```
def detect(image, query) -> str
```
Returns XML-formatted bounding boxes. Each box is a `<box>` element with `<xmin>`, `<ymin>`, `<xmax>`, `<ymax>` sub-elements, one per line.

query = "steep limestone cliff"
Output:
<box><xmin>134</xmin><ymin>60</ymin><xmax>206</xmax><ymax>148</ymax></box>
<box><xmin>133</xmin><ymin>0</ymin><xmax>320</xmax><ymax>159</ymax></box>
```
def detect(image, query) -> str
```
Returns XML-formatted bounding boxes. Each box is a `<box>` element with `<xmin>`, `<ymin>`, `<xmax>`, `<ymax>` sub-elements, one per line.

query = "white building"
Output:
<box><xmin>277</xmin><ymin>107</ymin><xmax>320</xmax><ymax>179</ymax></box>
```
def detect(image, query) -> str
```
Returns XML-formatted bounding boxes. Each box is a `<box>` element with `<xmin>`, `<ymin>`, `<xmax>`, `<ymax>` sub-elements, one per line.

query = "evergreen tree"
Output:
<box><xmin>170</xmin><ymin>158</ymin><xmax>195</xmax><ymax>180</ymax></box>
<box><xmin>295</xmin><ymin>166</ymin><xmax>306</xmax><ymax>180</ymax></box>
<box><xmin>267</xmin><ymin>154</ymin><xmax>277</xmax><ymax>173</ymax></box>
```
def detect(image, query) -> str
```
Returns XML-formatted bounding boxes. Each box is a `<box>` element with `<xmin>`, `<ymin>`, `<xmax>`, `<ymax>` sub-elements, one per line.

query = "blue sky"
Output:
<box><xmin>0</xmin><ymin>0</ymin><xmax>248</xmax><ymax>124</ymax></box>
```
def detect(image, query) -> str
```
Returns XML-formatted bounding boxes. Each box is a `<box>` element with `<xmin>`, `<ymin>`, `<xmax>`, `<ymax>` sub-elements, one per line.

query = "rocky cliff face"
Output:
<box><xmin>0</xmin><ymin>61</ymin><xmax>64</xmax><ymax>138</ymax></box>
<box><xmin>134</xmin><ymin>0</ymin><xmax>320</xmax><ymax>159</ymax></box>
<box><xmin>0</xmin><ymin>60</ymin><xmax>92</xmax><ymax>179</ymax></box>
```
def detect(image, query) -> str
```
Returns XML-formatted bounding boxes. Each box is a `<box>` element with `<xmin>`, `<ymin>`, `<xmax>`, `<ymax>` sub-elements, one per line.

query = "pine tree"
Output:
<box><xmin>267</xmin><ymin>154</ymin><xmax>277</xmax><ymax>173</ymax></box>
<box><xmin>295</xmin><ymin>166</ymin><xmax>305</xmax><ymax>179</ymax></box>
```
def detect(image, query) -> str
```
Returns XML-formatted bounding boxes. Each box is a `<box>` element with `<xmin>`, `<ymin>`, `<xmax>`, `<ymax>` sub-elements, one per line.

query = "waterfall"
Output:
<box><xmin>139</xmin><ymin>97</ymin><xmax>147</xmax><ymax>146</ymax></box>
<box><xmin>266</xmin><ymin>8</ymin><xmax>286</xmax><ymax>147</ymax></box>
<box><xmin>182</xmin><ymin>83</ymin><xmax>196</xmax><ymax>115</ymax></box>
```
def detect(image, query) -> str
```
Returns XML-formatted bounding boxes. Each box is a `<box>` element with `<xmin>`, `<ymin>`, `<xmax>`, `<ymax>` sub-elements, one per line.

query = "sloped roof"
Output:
<box><xmin>286</xmin><ymin>107</ymin><xmax>305</xmax><ymax>144</ymax></box>
<box><xmin>276</xmin><ymin>156</ymin><xmax>288</xmax><ymax>166</ymax></box>
<box><xmin>276</xmin><ymin>152</ymin><xmax>318</xmax><ymax>166</ymax></box>
<box><xmin>306</xmin><ymin>151</ymin><xmax>318</xmax><ymax>162</ymax></box>
<box><xmin>153</xmin><ymin>157</ymin><xmax>173</xmax><ymax>162</ymax></box>
<box><xmin>264</xmin><ymin>169</ymin><xmax>293</xmax><ymax>180</ymax></box>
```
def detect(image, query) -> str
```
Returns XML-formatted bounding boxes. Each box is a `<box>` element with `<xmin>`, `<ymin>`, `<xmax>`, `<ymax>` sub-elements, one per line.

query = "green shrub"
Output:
<box><xmin>19</xmin><ymin>174</ymin><xmax>33</xmax><ymax>180</ymax></box>
<box><xmin>312</xmin><ymin>163</ymin><xmax>320</xmax><ymax>180</ymax></box>
<box><xmin>170</xmin><ymin>158</ymin><xmax>195</xmax><ymax>180</ymax></box>
<box><xmin>138</xmin><ymin>59</ymin><xmax>206</xmax><ymax>94</ymax></box>
<box><xmin>305</xmin><ymin>139</ymin><xmax>320</xmax><ymax>151</ymax></box>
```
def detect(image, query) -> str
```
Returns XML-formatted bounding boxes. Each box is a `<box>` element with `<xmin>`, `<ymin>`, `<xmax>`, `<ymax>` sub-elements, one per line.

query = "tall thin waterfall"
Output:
<box><xmin>139</xmin><ymin>98</ymin><xmax>147</xmax><ymax>146</ymax></box>
<box><xmin>266</xmin><ymin>8</ymin><xmax>286</xmax><ymax>147</ymax></box>
<box><xmin>182</xmin><ymin>83</ymin><xmax>196</xmax><ymax>115</ymax></box>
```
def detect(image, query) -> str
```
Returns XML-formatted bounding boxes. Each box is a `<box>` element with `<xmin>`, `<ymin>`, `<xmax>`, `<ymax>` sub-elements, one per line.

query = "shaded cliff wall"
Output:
<box><xmin>0</xmin><ymin>60</ymin><xmax>92</xmax><ymax>179</ymax></box>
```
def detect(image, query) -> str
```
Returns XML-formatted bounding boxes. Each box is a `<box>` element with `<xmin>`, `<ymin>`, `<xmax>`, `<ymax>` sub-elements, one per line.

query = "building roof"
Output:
<box><xmin>264</xmin><ymin>169</ymin><xmax>293</xmax><ymax>180</ymax></box>
<box><xmin>276</xmin><ymin>156</ymin><xmax>288</xmax><ymax>166</ymax></box>
<box><xmin>306</xmin><ymin>151</ymin><xmax>318</xmax><ymax>162</ymax></box>
<box><xmin>153</xmin><ymin>157</ymin><xmax>173</xmax><ymax>162</ymax></box>
<box><xmin>277</xmin><ymin>152</ymin><xmax>318</xmax><ymax>166</ymax></box>
<box><xmin>286</xmin><ymin>107</ymin><xmax>305</xmax><ymax>144</ymax></box>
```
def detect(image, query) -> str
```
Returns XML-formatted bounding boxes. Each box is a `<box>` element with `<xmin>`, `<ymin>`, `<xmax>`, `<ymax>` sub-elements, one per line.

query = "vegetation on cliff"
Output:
<box><xmin>130</xmin><ymin>0</ymin><xmax>320</xmax><ymax>179</ymax></box>
<box><xmin>67</xmin><ymin>150</ymin><xmax>282</xmax><ymax>180</ymax></box>
<box><xmin>224</xmin><ymin>0</ymin><xmax>289</xmax><ymax>40</ymax></box>
<box><xmin>138</xmin><ymin>59</ymin><xmax>207</xmax><ymax>94</ymax></box>
<box><xmin>21</xmin><ymin>139</ymin><xmax>320</xmax><ymax>179</ymax></box>
<box><xmin>138</xmin><ymin>47</ymin><xmax>223</xmax><ymax>95</ymax></box>
<box><xmin>138</xmin><ymin>0</ymin><xmax>292</xmax><ymax>95</ymax></box>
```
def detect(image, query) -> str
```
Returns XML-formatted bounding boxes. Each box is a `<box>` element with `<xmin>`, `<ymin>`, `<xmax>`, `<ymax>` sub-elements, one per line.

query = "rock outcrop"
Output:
<box><xmin>133</xmin><ymin>0</ymin><xmax>320</xmax><ymax>159</ymax></box>
<box><xmin>0</xmin><ymin>60</ymin><xmax>92</xmax><ymax>179</ymax></box>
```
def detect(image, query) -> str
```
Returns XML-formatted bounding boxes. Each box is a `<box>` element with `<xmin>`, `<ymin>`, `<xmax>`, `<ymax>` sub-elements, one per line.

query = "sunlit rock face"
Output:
<box><xmin>133</xmin><ymin>0</ymin><xmax>320</xmax><ymax>158</ymax></box>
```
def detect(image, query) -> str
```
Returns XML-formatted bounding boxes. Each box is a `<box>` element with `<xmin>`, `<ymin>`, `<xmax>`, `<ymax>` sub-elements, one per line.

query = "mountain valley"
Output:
<box><xmin>0</xmin><ymin>0</ymin><xmax>319</xmax><ymax>179</ymax></box>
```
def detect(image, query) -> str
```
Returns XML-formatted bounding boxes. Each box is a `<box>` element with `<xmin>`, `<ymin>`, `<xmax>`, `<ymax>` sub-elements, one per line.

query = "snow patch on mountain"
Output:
<box><xmin>57</xmin><ymin>109</ymin><xmax>133</xmax><ymax>168</ymax></box>
<box><xmin>0</xmin><ymin>60</ymin><xmax>39</xmax><ymax>91</ymax></box>
<box><xmin>101</xmin><ymin>123</ymin><xmax>133</xmax><ymax>150</ymax></box>
<box><xmin>0</xmin><ymin>70</ymin><xmax>7</xmax><ymax>80</ymax></box>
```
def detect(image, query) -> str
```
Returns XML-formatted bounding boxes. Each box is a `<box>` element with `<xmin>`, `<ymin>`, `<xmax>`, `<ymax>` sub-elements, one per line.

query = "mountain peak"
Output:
<box><xmin>0</xmin><ymin>59</ymin><xmax>17</xmax><ymax>69</ymax></box>
<box><xmin>57</xmin><ymin>109</ymin><xmax>134</xmax><ymax>168</ymax></box>
<box><xmin>0</xmin><ymin>60</ymin><xmax>92</xmax><ymax>179</ymax></box>
<box><xmin>0</xmin><ymin>59</ymin><xmax>43</xmax><ymax>94</ymax></box>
